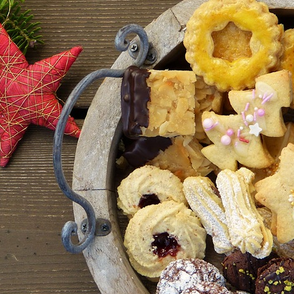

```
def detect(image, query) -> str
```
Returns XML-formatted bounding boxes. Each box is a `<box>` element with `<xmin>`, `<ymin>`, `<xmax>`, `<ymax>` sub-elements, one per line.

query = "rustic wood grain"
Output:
<box><xmin>0</xmin><ymin>0</ymin><xmax>180</xmax><ymax>293</ymax></box>
<box><xmin>24</xmin><ymin>0</ymin><xmax>181</xmax><ymax>109</ymax></box>
<box><xmin>1</xmin><ymin>0</ymin><xmax>294</xmax><ymax>294</ymax></box>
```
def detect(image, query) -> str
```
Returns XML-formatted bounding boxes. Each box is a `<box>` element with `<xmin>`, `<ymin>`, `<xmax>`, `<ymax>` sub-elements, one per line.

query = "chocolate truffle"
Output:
<box><xmin>222</xmin><ymin>250</ymin><xmax>276</xmax><ymax>293</ymax></box>
<box><xmin>255</xmin><ymin>257</ymin><xmax>294</xmax><ymax>294</ymax></box>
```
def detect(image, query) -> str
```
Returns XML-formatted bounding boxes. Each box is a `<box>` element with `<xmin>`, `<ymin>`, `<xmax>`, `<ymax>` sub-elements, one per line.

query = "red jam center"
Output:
<box><xmin>138</xmin><ymin>193</ymin><xmax>160</xmax><ymax>208</ymax></box>
<box><xmin>151</xmin><ymin>232</ymin><xmax>180</xmax><ymax>258</ymax></box>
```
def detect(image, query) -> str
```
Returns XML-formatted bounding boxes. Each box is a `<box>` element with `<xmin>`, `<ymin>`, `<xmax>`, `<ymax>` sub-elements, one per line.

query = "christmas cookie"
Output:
<box><xmin>229</xmin><ymin>70</ymin><xmax>292</xmax><ymax>137</ymax></box>
<box><xmin>280</xmin><ymin>29</ymin><xmax>294</xmax><ymax>108</ymax></box>
<box><xmin>183</xmin><ymin>176</ymin><xmax>233</xmax><ymax>254</ymax></box>
<box><xmin>121</xmin><ymin>66</ymin><xmax>196</xmax><ymax>138</ymax></box>
<box><xmin>183</xmin><ymin>0</ymin><xmax>283</xmax><ymax>91</ymax></box>
<box><xmin>255</xmin><ymin>143</ymin><xmax>294</xmax><ymax>244</ymax></box>
<box><xmin>124</xmin><ymin>201</ymin><xmax>206</xmax><ymax>279</ymax></box>
<box><xmin>156</xmin><ymin>258</ymin><xmax>225</xmax><ymax>294</ymax></box>
<box><xmin>222</xmin><ymin>250</ymin><xmax>277</xmax><ymax>293</ymax></box>
<box><xmin>148</xmin><ymin>136</ymin><xmax>214</xmax><ymax>181</ymax></box>
<box><xmin>201</xmin><ymin>111</ymin><xmax>274</xmax><ymax>170</ymax></box>
<box><xmin>216</xmin><ymin>168</ymin><xmax>273</xmax><ymax>258</ymax></box>
<box><xmin>255</xmin><ymin>258</ymin><xmax>294</xmax><ymax>294</ymax></box>
<box><xmin>181</xmin><ymin>281</ymin><xmax>232</xmax><ymax>294</ymax></box>
<box><xmin>117</xmin><ymin>165</ymin><xmax>186</xmax><ymax>217</ymax></box>
<box><xmin>201</xmin><ymin>70</ymin><xmax>292</xmax><ymax>171</ymax></box>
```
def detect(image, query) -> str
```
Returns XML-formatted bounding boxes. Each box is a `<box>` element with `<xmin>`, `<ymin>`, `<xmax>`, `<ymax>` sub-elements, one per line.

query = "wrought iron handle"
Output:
<box><xmin>53</xmin><ymin>24</ymin><xmax>156</xmax><ymax>254</ymax></box>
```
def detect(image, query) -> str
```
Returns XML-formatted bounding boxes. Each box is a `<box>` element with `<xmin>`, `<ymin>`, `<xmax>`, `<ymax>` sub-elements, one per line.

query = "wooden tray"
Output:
<box><xmin>72</xmin><ymin>0</ymin><xmax>294</xmax><ymax>293</ymax></box>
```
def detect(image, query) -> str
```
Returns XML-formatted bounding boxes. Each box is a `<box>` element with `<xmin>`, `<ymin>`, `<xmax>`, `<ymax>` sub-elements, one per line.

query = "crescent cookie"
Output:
<box><xmin>117</xmin><ymin>165</ymin><xmax>186</xmax><ymax>217</ymax></box>
<box><xmin>124</xmin><ymin>201</ymin><xmax>206</xmax><ymax>279</ymax></box>
<box><xmin>183</xmin><ymin>0</ymin><xmax>283</xmax><ymax>91</ymax></box>
<box><xmin>216</xmin><ymin>167</ymin><xmax>273</xmax><ymax>258</ymax></box>
<box><xmin>183</xmin><ymin>176</ymin><xmax>234</xmax><ymax>254</ymax></box>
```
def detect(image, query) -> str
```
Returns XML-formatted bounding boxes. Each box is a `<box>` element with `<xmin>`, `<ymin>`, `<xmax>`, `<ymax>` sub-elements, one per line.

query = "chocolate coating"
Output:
<box><xmin>122</xmin><ymin>136</ymin><xmax>172</xmax><ymax>167</ymax></box>
<box><xmin>222</xmin><ymin>250</ymin><xmax>277</xmax><ymax>293</ymax></box>
<box><xmin>255</xmin><ymin>257</ymin><xmax>294</xmax><ymax>294</ymax></box>
<box><xmin>121</xmin><ymin>66</ymin><xmax>150</xmax><ymax>138</ymax></box>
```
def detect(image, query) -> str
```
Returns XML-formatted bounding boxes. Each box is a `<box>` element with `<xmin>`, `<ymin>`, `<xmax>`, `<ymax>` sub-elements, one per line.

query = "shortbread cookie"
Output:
<box><xmin>117</xmin><ymin>165</ymin><xmax>186</xmax><ymax>217</ymax></box>
<box><xmin>216</xmin><ymin>168</ymin><xmax>273</xmax><ymax>258</ymax></box>
<box><xmin>121</xmin><ymin>66</ymin><xmax>196</xmax><ymax>138</ymax></box>
<box><xmin>280</xmin><ymin>29</ymin><xmax>294</xmax><ymax>108</ymax></box>
<box><xmin>255</xmin><ymin>143</ymin><xmax>294</xmax><ymax>243</ymax></box>
<box><xmin>184</xmin><ymin>0</ymin><xmax>283</xmax><ymax>91</ymax></box>
<box><xmin>156</xmin><ymin>258</ymin><xmax>225</xmax><ymax>294</ymax></box>
<box><xmin>255</xmin><ymin>258</ymin><xmax>294</xmax><ymax>294</ymax></box>
<box><xmin>124</xmin><ymin>201</ymin><xmax>206</xmax><ymax>278</ymax></box>
<box><xmin>229</xmin><ymin>70</ymin><xmax>292</xmax><ymax>137</ymax></box>
<box><xmin>148</xmin><ymin>136</ymin><xmax>215</xmax><ymax>181</ymax></box>
<box><xmin>183</xmin><ymin>176</ymin><xmax>233</xmax><ymax>254</ymax></box>
<box><xmin>201</xmin><ymin>111</ymin><xmax>274</xmax><ymax>170</ymax></box>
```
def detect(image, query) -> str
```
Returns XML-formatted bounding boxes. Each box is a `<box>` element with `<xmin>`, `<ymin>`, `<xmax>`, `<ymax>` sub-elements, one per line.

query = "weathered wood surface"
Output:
<box><xmin>72</xmin><ymin>0</ymin><xmax>294</xmax><ymax>294</ymax></box>
<box><xmin>0</xmin><ymin>0</ymin><xmax>181</xmax><ymax>293</ymax></box>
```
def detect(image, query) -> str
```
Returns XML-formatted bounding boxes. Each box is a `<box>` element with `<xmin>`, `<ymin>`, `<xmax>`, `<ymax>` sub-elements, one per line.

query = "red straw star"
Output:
<box><xmin>0</xmin><ymin>24</ymin><xmax>82</xmax><ymax>167</ymax></box>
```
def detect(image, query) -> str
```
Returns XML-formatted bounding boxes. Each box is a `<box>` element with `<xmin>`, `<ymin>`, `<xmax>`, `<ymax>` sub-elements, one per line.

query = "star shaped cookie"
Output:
<box><xmin>0</xmin><ymin>24</ymin><xmax>82</xmax><ymax>167</ymax></box>
<box><xmin>255</xmin><ymin>143</ymin><xmax>294</xmax><ymax>244</ymax></box>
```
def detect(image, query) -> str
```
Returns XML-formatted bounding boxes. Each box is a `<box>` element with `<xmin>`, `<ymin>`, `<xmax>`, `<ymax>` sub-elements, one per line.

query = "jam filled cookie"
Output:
<box><xmin>184</xmin><ymin>0</ymin><xmax>283</xmax><ymax>91</ymax></box>
<box><xmin>124</xmin><ymin>201</ymin><xmax>206</xmax><ymax>279</ymax></box>
<box><xmin>156</xmin><ymin>258</ymin><xmax>225</xmax><ymax>294</ymax></box>
<box><xmin>117</xmin><ymin>165</ymin><xmax>186</xmax><ymax>217</ymax></box>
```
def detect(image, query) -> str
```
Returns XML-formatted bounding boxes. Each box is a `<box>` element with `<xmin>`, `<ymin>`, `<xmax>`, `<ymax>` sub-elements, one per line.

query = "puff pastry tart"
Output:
<box><xmin>184</xmin><ymin>0</ymin><xmax>283</xmax><ymax>91</ymax></box>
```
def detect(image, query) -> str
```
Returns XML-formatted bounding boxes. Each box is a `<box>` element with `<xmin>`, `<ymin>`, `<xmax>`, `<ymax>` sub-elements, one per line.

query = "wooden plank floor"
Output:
<box><xmin>0</xmin><ymin>0</ymin><xmax>179</xmax><ymax>293</ymax></box>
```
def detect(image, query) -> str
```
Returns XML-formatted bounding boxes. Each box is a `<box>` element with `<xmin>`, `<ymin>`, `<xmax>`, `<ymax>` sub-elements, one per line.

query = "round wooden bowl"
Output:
<box><xmin>72</xmin><ymin>0</ymin><xmax>294</xmax><ymax>293</ymax></box>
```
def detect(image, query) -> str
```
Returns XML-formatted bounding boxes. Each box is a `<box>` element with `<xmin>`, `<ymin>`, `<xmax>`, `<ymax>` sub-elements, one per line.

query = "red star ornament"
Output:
<box><xmin>0</xmin><ymin>24</ymin><xmax>82</xmax><ymax>167</ymax></box>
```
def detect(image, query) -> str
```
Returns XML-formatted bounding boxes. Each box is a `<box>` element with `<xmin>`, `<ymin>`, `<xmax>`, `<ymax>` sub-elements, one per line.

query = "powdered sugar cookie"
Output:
<box><xmin>156</xmin><ymin>258</ymin><xmax>225</xmax><ymax>294</ymax></box>
<box><xmin>183</xmin><ymin>176</ymin><xmax>233</xmax><ymax>254</ymax></box>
